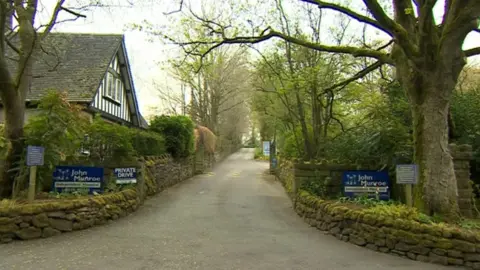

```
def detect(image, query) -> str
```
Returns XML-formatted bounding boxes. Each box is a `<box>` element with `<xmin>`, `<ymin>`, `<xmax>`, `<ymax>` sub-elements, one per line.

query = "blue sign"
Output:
<box><xmin>114</xmin><ymin>167</ymin><xmax>137</xmax><ymax>184</ymax></box>
<box><xmin>271</xmin><ymin>157</ymin><xmax>277</xmax><ymax>169</ymax></box>
<box><xmin>263</xmin><ymin>141</ymin><xmax>270</xmax><ymax>156</ymax></box>
<box><xmin>52</xmin><ymin>166</ymin><xmax>104</xmax><ymax>194</ymax></box>
<box><xmin>26</xmin><ymin>145</ymin><xmax>45</xmax><ymax>166</ymax></box>
<box><xmin>342</xmin><ymin>170</ymin><xmax>390</xmax><ymax>200</ymax></box>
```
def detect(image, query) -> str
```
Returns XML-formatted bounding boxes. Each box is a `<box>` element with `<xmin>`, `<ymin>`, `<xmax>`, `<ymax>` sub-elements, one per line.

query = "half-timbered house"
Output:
<box><xmin>1</xmin><ymin>32</ymin><xmax>148</xmax><ymax>128</ymax></box>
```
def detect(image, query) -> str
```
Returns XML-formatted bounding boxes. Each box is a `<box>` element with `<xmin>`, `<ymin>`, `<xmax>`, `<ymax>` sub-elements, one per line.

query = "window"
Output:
<box><xmin>103</xmin><ymin>55</ymin><xmax>124</xmax><ymax>103</ymax></box>
<box><xmin>116</xmin><ymin>79</ymin><xmax>122</xmax><ymax>101</ymax></box>
<box><xmin>104</xmin><ymin>71</ymin><xmax>124</xmax><ymax>103</ymax></box>
<box><xmin>106</xmin><ymin>72</ymin><xmax>114</xmax><ymax>98</ymax></box>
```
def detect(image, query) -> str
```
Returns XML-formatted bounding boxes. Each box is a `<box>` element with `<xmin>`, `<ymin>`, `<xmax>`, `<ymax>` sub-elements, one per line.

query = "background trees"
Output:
<box><xmin>148</xmin><ymin>0</ymin><xmax>480</xmax><ymax>218</ymax></box>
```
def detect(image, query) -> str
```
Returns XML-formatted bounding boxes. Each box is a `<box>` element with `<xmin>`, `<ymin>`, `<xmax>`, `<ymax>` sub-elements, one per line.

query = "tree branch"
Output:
<box><xmin>176</xmin><ymin>28</ymin><xmax>394</xmax><ymax>64</ymax></box>
<box><xmin>60</xmin><ymin>6</ymin><xmax>87</xmax><ymax>18</ymax></box>
<box><xmin>319</xmin><ymin>60</ymin><xmax>384</xmax><ymax>95</ymax></box>
<box><xmin>441</xmin><ymin>0</ymin><xmax>480</xmax><ymax>47</ymax></box>
<box><xmin>5</xmin><ymin>37</ymin><xmax>19</xmax><ymax>54</ymax></box>
<box><xmin>164</xmin><ymin>0</ymin><xmax>184</xmax><ymax>15</ymax></box>
<box><xmin>464</xmin><ymin>47</ymin><xmax>480</xmax><ymax>57</ymax></box>
<box><xmin>363</xmin><ymin>0</ymin><xmax>419</xmax><ymax>59</ymax></box>
<box><xmin>299</xmin><ymin>0</ymin><xmax>393</xmax><ymax>36</ymax></box>
<box><xmin>41</xmin><ymin>0</ymin><xmax>67</xmax><ymax>39</ymax></box>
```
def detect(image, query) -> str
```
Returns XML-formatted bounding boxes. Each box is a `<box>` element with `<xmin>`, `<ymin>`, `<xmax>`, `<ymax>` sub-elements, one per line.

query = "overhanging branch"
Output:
<box><xmin>177</xmin><ymin>28</ymin><xmax>393</xmax><ymax>64</ymax></box>
<box><xmin>464</xmin><ymin>47</ymin><xmax>480</xmax><ymax>57</ymax></box>
<box><xmin>319</xmin><ymin>60</ymin><xmax>383</xmax><ymax>96</ymax></box>
<box><xmin>363</xmin><ymin>0</ymin><xmax>419</xmax><ymax>59</ymax></box>
<box><xmin>60</xmin><ymin>7</ymin><xmax>87</xmax><ymax>18</ymax></box>
<box><xmin>299</xmin><ymin>0</ymin><xmax>393</xmax><ymax>36</ymax></box>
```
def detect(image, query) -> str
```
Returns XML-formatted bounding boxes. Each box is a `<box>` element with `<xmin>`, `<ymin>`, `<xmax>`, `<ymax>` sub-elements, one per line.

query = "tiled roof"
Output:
<box><xmin>6</xmin><ymin>32</ymin><xmax>123</xmax><ymax>102</ymax></box>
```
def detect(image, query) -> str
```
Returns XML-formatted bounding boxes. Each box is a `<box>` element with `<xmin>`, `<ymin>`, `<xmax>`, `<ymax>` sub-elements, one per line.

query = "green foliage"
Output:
<box><xmin>254</xmin><ymin>147</ymin><xmax>268</xmax><ymax>160</ymax></box>
<box><xmin>338</xmin><ymin>195</ymin><xmax>435</xmax><ymax>224</ymax></box>
<box><xmin>362</xmin><ymin>204</ymin><xmax>423</xmax><ymax>221</ymax></box>
<box><xmin>86</xmin><ymin>116</ymin><xmax>135</xmax><ymax>164</ymax></box>
<box><xmin>280</xmin><ymin>128</ymin><xmax>304</xmax><ymax>159</ymax></box>
<box><xmin>324</xmin><ymin>82</ymin><xmax>412</xmax><ymax>169</ymax></box>
<box><xmin>338</xmin><ymin>196</ymin><xmax>398</xmax><ymax>207</ymax></box>
<box><xmin>22</xmin><ymin>91</ymin><xmax>90</xmax><ymax>191</ymax></box>
<box><xmin>452</xmin><ymin>87</ymin><xmax>480</xmax><ymax>171</ymax></box>
<box><xmin>149</xmin><ymin>115</ymin><xmax>194</xmax><ymax>158</ymax></box>
<box><xmin>130</xmin><ymin>129</ymin><xmax>166</xmax><ymax>156</ymax></box>
<box><xmin>15</xmin><ymin>91</ymin><xmax>166</xmax><ymax>194</ymax></box>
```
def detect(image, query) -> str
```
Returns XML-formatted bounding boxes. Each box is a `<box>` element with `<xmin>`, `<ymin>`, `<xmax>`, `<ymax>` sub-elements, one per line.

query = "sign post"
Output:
<box><xmin>396</xmin><ymin>164</ymin><xmax>418</xmax><ymax>207</ymax></box>
<box><xmin>269</xmin><ymin>141</ymin><xmax>277</xmax><ymax>174</ymax></box>
<box><xmin>26</xmin><ymin>146</ymin><xmax>45</xmax><ymax>202</ymax></box>
<box><xmin>262</xmin><ymin>141</ymin><xmax>270</xmax><ymax>157</ymax></box>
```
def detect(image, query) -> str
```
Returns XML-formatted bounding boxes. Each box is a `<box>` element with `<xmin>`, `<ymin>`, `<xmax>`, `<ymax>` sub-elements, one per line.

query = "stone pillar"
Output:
<box><xmin>450</xmin><ymin>144</ymin><xmax>473</xmax><ymax>217</ymax></box>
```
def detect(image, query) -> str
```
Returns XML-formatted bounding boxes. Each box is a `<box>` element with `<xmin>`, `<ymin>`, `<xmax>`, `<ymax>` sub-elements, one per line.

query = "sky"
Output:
<box><xmin>37</xmin><ymin>0</ymin><xmax>479</xmax><ymax>119</ymax></box>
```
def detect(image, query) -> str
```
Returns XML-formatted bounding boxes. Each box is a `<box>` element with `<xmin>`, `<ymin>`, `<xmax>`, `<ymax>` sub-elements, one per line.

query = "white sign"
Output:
<box><xmin>26</xmin><ymin>145</ymin><xmax>45</xmax><ymax>166</ymax></box>
<box><xmin>396</xmin><ymin>164</ymin><xmax>418</xmax><ymax>184</ymax></box>
<box><xmin>263</xmin><ymin>141</ymin><xmax>270</xmax><ymax>156</ymax></box>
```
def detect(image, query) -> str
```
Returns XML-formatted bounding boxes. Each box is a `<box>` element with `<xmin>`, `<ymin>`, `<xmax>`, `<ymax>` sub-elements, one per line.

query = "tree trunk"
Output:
<box><xmin>294</xmin><ymin>91</ymin><xmax>313</xmax><ymax>160</ymax></box>
<box><xmin>407</xmin><ymin>75</ymin><xmax>460</xmax><ymax>219</ymax></box>
<box><xmin>0</xmin><ymin>57</ymin><xmax>25</xmax><ymax>198</ymax></box>
<box><xmin>1</xmin><ymin>96</ymin><xmax>25</xmax><ymax>198</ymax></box>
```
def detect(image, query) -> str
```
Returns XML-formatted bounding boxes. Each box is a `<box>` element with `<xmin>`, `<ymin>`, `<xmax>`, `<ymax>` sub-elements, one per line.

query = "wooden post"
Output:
<box><xmin>405</xmin><ymin>184</ymin><xmax>413</xmax><ymax>207</ymax></box>
<box><xmin>28</xmin><ymin>166</ymin><xmax>37</xmax><ymax>202</ymax></box>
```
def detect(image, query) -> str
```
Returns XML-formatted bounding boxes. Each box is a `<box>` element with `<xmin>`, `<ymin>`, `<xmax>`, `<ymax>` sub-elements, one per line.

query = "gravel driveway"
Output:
<box><xmin>0</xmin><ymin>149</ymin><xmax>462</xmax><ymax>270</ymax></box>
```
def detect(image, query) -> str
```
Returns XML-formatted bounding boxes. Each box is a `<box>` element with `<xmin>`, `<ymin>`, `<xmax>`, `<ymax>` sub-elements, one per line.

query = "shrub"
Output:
<box><xmin>22</xmin><ymin>90</ymin><xmax>90</xmax><ymax>192</ymax></box>
<box><xmin>86</xmin><ymin>115</ymin><xmax>135</xmax><ymax>164</ymax></box>
<box><xmin>130</xmin><ymin>129</ymin><xmax>166</xmax><ymax>156</ymax></box>
<box><xmin>149</xmin><ymin>115</ymin><xmax>194</xmax><ymax>158</ymax></box>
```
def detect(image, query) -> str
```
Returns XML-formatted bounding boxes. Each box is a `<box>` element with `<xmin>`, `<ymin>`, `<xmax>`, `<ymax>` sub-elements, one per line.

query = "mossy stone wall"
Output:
<box><xmin>294</xmin><ymin>191</ymin><xmax>480</xmax><ymax>269</ymax></box>
<box><xmin>0</xmin><ymin>189</ymin><xmax>139</xmax><ymax>243</ymax></box>
<box><xmin>450</xmin><ymin>144</ymin><xmax>474</xmax><ymax>217</ymax></box>
<box><xmin>0</xmin><ymin>152</ymin><xmax>209</xmax><ymax>244</ymax></box>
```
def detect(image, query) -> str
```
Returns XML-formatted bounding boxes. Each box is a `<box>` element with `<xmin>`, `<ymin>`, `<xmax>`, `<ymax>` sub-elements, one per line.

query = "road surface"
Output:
<box><xmin>0</xmin><ymin>149</ymin><xmax>460</xmax><ymax>270</ymax></box>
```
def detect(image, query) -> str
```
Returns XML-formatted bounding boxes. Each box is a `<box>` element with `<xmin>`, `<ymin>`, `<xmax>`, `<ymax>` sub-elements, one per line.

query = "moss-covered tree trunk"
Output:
<box><xmin>0</xmin><ymin>4</ymin><xmax>36</xmax><ymax>198</ymax></box>
<box><xmin>395</xmin><ymin>46</ymin><xmax>465</xmax><ymax>218</ymax></box>
<box><xmin>409</xmin><ymin>83</ymin><xmax>459</xmax><ymax>217</ymax></box>
<box><xmin>0</xmin><ymin>57</ymin><xmax>25</xmax><ymax>198</ymax></box>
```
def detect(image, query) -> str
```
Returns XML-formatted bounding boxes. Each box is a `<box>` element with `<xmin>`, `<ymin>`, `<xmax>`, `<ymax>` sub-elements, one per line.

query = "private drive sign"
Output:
<box><xmin>342</xmin><ymin>170</ymin><xmax>390</xmax><ymax>200</ymax></box>
<box><xmin>114</xmin><ymin>167</ymin><xmax>137</xmax><ymax>184</ymax></box>
<box><xmin>52</xmin><ymin>166</ymin><xmax>104</xmax><ymax>194</ymax></box>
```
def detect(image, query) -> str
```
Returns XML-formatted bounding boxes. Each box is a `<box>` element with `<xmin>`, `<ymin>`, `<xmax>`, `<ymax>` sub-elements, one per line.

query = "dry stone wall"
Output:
<box><xmin>0</xmin><ymin>189</ymin><xmax>138</xmax><ymax>243</ymax></box>
<box><xmin>450</xmin><ymin>144</ymin><xmax>474</xmax><ymax>217</ymax></box>
<box><xmin>0</xmin><ymin>150</ymin><xmax>219</xmax><ymax>244</ymax></box>
<box><xmin>276</xmin><ymin>144</ymin><xmax>478</xmax><ymax>269</ymax></box>
<box><xmin>294</xmin><ymin>191</ymin><xmax>480</xmax><ymax>269</ymax></box>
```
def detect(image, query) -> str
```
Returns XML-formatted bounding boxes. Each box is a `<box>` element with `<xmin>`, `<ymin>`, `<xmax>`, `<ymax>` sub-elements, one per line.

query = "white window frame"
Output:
<box><xmin>116</xmin><ymin>78</ymin><xmax>122</xmax><ymax>102</ymax></box>
<box><xmin>105</xmin><ymin>71</ymin><xmax>117</xmax><ymax>101</ymax></box>
<box><xmin>103</xmin><ymin>55</ymin><xmax>123</xmax><ymax>103</ymax></box>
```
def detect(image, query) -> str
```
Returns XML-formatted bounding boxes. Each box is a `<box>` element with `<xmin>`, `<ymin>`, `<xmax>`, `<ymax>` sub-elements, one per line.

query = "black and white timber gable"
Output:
<box><xmin>91</xmin><ymin>43</ymin><xmax>136</xmax><ymax>124</ymax></box>
<box><xmin>4</xmin><ymin>32</ymin><xmax>147</xmax><ymax>128</ymax></box>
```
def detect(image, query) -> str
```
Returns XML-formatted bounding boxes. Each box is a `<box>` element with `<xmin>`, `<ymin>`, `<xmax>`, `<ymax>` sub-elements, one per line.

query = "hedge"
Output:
<box><xmin>149</xmin><ymin>115</ymin><xmax>194</xmax><ymax>159</ymax></box>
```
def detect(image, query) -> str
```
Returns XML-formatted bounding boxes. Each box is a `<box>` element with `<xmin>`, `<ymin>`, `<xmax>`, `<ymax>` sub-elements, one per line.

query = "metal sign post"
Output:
<box><xmin>396</xmin><ymin>164</ymin><xmax>418</xmax><ymax>207</ymax></box>
<box><xmin>26</xmin><ymin>146</ymin><xmax>45</xmax><ymax>202</ymax></box>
